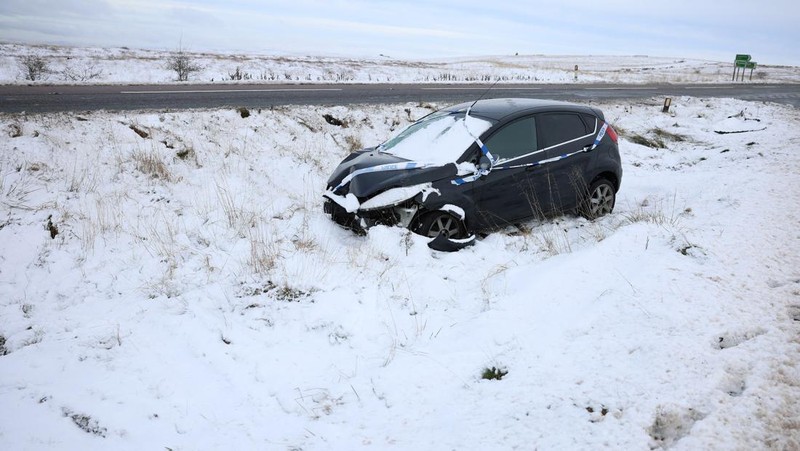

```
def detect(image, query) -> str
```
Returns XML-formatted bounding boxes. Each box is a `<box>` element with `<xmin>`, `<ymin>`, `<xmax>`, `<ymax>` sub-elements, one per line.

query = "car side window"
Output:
<box><xmin>484</xmin><ymin>117</ymin><xmax>537</xmax><ymax>162</ymax></box>
<box><xmin>581</xmin><ymin>113</ymin><xmax>598</xmax><ymax>133</ymax></box>
<box><xmin>537</xmin><ymin>113</ymin><xmax>589</xmax><ymax>149</ymax></box>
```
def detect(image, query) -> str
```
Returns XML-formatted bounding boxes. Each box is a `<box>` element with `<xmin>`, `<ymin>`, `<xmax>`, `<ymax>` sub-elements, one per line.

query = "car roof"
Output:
<box><xmin>445</xmin><ymin>98</ymin><xmax>604</xmax><ymax>122</ymax></box>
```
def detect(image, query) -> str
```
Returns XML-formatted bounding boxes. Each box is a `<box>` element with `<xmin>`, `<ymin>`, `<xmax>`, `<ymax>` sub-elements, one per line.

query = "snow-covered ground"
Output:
<box><xmin>2</xmin><ymin>42</ymin><xmax>800</xmax><ymax>85</ymax></box>
<box><xmin>1</xmin><ymin>96</ymin><xmax>799</xmax><ymax>450</ymax></box>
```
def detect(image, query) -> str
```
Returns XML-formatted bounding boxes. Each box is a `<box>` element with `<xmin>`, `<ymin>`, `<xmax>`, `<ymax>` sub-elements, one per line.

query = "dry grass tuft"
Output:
<box><xmin>248</xmin><ymin>224</ymin><xmax>279</xmax><ymax>274</ymax></box>
<box><xmin>345</xmin><ymin>135</ymin><xmax>363</xmax><ymax>152</ymax></box>
<box><xmin>131</xmin><ymin>149</ymin><xmax>171</xmax><ymax>181</ymax></box>
<box><xmin>623</xmin><ymin>195</ymin><xmax>682</xmax><ymax>228</ymax></box>
<box><xmin>627</xmin><ymin>127</ymin><xmax>688</xmax><ymax>149</ymax></box>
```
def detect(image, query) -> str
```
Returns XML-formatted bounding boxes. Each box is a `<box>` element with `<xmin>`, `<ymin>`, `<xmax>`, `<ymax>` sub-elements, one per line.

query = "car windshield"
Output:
<box><xmin>379</xmin><ymin>111</ymin><xmax>494</xmax><ymax>165</ymax></box>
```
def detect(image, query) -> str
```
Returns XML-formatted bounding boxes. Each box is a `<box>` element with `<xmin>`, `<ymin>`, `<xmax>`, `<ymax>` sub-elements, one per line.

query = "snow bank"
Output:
<box><xmin>2</xmin><ymin>43</ymin><xmax>799</xmax><ymax>85</ymax></box>
<box><xmin>1</xmin><ymin>97</ymin><xmax>799</xmax><ymax>449</ymax></box>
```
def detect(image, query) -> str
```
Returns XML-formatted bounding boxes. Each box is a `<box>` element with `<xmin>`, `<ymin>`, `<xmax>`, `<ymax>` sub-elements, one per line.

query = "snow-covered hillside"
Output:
<box><xmin>2</xmin><ymin>42</ymin><xmax>800</xmax><ymax>85</ymax></box>
<box><xmin>1</xmin><ymin>97</ymin><xmax>799</xmax><ymax>449</ymax></box>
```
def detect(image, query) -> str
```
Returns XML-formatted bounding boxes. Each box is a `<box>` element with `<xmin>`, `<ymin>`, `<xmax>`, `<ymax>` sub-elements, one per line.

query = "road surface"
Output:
<box><xmin>0</xmin><ymin>83</ymin><xmax>798</xmax><ymax>113</ymax></box>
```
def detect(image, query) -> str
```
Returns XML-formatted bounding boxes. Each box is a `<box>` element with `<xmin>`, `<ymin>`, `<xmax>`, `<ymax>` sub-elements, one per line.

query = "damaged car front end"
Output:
<box><xmin>323</xmin><ymin>107</ymin><xmax>490</xmax><ymax>250</ymax></box>
<box><xmin>322</xmin><ymin>155</ymin><xmax>477</xmax><ymax>249</ymax></box>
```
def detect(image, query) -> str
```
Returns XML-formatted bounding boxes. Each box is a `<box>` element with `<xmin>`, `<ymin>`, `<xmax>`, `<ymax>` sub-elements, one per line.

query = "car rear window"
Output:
<box><xmin>537</xmin><ymin>113</ymin><xmax>590</xmax><ymax>149</ymax></box>
<box><xmin>581</xmin><ymin>113</ymin><xmax>598</xmax><ymax>133</ymax></box>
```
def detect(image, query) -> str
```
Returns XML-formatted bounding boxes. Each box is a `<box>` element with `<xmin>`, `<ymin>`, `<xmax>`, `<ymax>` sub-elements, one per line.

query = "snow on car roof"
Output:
<box><xmin>446</xmin><ymin>98</ymin><xmax>601</xmax><ymax>122</ymax></box>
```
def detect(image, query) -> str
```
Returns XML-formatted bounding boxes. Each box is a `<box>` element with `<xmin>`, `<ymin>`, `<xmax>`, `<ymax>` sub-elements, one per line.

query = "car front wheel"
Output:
<box><xmin>581</xmin><ymin>179</ymin><xmax>616</xmax><ymax>219</ymax></box>
<box><xmin>414</xmin><ymin>212</ymin><xmax>467</xmax><ymax>239</ymax></box>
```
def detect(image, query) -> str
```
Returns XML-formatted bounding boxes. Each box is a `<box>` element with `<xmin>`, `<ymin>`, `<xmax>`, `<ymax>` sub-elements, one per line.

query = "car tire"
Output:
<box><xmin>414</xmin><ymin>211</ymin><xmax>467</xmax><ymax>239</ymax></box>
<box><xmin>580</xmin><ymin>178</ymin><xmax>616</xmax><ymax>219</ymax></box>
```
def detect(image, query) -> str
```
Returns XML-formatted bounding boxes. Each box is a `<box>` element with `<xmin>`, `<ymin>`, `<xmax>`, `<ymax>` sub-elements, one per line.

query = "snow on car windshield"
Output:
<box><xmin>380</xmin><ymin>112</ymin><xmax>494</xmax><ymax>165</ymax></box>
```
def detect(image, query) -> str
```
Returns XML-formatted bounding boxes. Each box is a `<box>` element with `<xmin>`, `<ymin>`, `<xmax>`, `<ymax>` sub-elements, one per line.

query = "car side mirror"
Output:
<box><xmin>478</xmin><ymin>155</ymin><xmax>492</xmax><ymax>171</ymax></box>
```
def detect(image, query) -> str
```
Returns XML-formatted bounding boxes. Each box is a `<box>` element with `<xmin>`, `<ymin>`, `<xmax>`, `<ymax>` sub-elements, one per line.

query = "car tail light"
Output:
<box><xmin>605</xmin><ymin>123</ymin><xmax>619</xmax><ymax>143</ymax></box>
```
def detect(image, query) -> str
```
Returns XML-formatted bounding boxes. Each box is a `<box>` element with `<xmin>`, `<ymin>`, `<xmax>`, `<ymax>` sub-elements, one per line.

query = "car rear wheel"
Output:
<box><xmin>581</xmin><ymin>179</ymin><xmax>616</xmax><ymax>219</ymax></box>
<box><xmin>414</xmin><ymin>212</ymin><xmax>467</xmax><ymax>239</ymax></box>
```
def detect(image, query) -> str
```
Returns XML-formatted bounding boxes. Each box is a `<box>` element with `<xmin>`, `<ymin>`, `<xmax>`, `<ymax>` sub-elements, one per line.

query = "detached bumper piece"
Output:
<box><xmin>427</xmin><ymin>232</ymin><xmax>476</xmax><ymax>252</ymax></box>
<box><xmin>324</xmin><ymin>199</ymin><xmax>400</xmax><ymax>234</ymax></box>
<box><xmin>324</xmin><ymin>199</ymin><xmax>363</xmax><ymax>233</ymax></box>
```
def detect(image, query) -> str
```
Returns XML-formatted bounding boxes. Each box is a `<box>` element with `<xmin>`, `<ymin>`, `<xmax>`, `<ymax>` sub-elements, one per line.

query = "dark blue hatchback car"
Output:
<box><xmin>324</xmin><ymin>98</ymin><xmax>622</xmax><ymax>248</ymax></box>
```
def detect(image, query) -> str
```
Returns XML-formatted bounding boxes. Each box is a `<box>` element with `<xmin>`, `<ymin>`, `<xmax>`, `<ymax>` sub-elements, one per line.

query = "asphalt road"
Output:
<box><xmin>1</xmin><ymin>83</ymin><xmax>798</xmax><ymax>113</ymax></box>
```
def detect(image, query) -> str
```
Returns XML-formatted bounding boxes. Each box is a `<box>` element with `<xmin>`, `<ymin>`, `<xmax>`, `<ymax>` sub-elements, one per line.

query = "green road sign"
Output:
<box><xmin>733</xmin><ymin>54</ymin><xmax>756</xmax><ymax>81</ymax></box>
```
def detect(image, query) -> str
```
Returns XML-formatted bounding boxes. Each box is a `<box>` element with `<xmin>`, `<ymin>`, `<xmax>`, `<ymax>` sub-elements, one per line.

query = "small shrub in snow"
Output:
<box><xmin>62</xmin><ymin>408</ymin><xmax>107</xmax><ymax>437</ymax></box>
<box><xmin>0</xmin><ymin>334</ymin><xmax>7</xmax><ymax>356</ymax></box>
<box><xmin>235</xmin><ymin>282</ymin><xmax>276</xmax><ymax>298</ymax></box>
<box><xmin>61</xmin><ymin>62</ymin><xmax>103</xmax><ymax>81</ymax></box>
<box><xmin>166</xmin><ymin>49</ymin><xmax>202</xmax><ymax>82</ymax></box>
<box><xmin>227</xmin><ymin>67</ymin><xmax>252</xmax><ymax>81</ymax></box>
<box><xmin>18</xmin><ymin>54</ymin><xmax>49</xmax><ymax>81</ymax></box>
<box><xmin>175</xmin><ymin>146</ymin><xmax>194</xmax><ymax>161</ymax></box>
<box><xmin>481</xmin><ymin>366</ymin><xmax>508</xmax><ymax>381</ymax></box>
<box><xmin>273</xmin><ymin>284</ymin><xmax>311</xmax><ymax>302</ymax></box>
<box><xmin>7</xmin><ymin>124</ymin><xmax>22</xmax><ymax>138</ymax></box>
<box><xmin>236</xmin><ymin>107</ymin><xmax>250</xmax><ymax>118</ymax></box>
<box><xmin>234</xmin><ymin>280</ymin><xmax>311</xmax><ymax>302</ymax></box>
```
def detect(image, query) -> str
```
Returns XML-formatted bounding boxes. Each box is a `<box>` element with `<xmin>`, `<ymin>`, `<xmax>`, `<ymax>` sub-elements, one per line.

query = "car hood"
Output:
<box><xmin>327</xmin><ymin>149</ymin><xmax>458</xmax><ymax>198</ymax></box>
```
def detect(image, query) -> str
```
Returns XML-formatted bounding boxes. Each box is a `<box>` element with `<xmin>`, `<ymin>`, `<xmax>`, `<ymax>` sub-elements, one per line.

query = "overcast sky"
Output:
<box><xmin>1</xmin><ymin>0</ymin><xmax>797</xmax><ymax>65</ymax></box>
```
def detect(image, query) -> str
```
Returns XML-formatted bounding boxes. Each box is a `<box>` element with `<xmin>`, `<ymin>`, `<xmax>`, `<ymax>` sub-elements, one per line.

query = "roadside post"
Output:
<box><xmin>746</xmin><ymin>61</ymin><xmax>757</xmax><ymax>80</ymax></box>
<box><xmin>662</xmin><ymin>98</ymin><xmax>672</xmax><ymax>113</ymax></box>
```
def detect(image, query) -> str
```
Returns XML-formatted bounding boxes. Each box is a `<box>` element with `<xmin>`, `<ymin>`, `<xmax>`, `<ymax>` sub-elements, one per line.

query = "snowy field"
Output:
<box><xmin>1</xmin><ymin>96</ymin><xmax>800</xmax><ymax>450</ymax></box>
<box><xmin>2</xmin><ymin>42</ymin><xmax>800</xmax><ymax>85</ymax></box>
